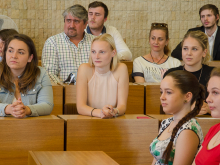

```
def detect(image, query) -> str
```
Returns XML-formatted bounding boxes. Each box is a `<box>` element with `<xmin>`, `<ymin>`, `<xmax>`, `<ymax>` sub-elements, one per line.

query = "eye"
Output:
<box><xmin>193</xmin><ymin>48</ymin><xmax>197</xmax><ymax>51</ymax></box>
<box><xmin>74</xmin><ymin>20</ymin><xmax>80</xmax><ymax>24</ymax></box>
<box><xmin>100</xmin><ymin>51</ymin><xmax>105</xmax><ymax>54</ymax></box>
<box><xmin>19</xmin><ymin>51</ymin><xmax>24</xmax><ymax>55</ymax></box>
<box><xmin>183</xmin><ymin>47</ymin><xmax>187</xmax><ymax>50</ymax></box>
<box><xmin>212</xmin><ymin>91</ymin><xmax>219</xmax><ymax>95</ymax></box>
<box><xmin>166</xmin><ymin>91</ymin><xmax>172</xmax><ymax>94</ymax></box>
<box><xmin>159</xmin><ymin>38</ymin><xmax>163</xmax><ymax>41</ymax></box>
<box><xmin>151</xmin><ymin>37</ymin><xmax>155</xmax><ymax>40</ymax></box>
<box><xmin>8</xmin><ymin>49</ymin><xmax>13</xmax><ymax>53</ymax></box>
<box><xmin>91</xmin><ymin>50</ymin><xmax>95</xmax><ymax>54</ymax></box>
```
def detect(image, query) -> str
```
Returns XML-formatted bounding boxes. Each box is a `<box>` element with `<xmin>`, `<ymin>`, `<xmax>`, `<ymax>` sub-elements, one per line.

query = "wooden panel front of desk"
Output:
<box><xmin>51</xmin><ymin>85</ymin><xmax>63</xmax><ymax>115</ymax></box>
<box><xmin>0</xmin><ymin>115</ymin><xmax>64</xmax><ymax>165</ymax></box>
<box><xmin>60</xmin><ymin>114</ymin><xmax>158</xmax><ymax>165</ymax></box>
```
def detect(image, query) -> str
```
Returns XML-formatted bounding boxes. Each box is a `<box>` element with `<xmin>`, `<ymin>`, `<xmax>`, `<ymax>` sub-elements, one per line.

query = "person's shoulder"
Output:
<box><xmin>84</xmin><ymin>32</ymin><xmax>96</xmax><ymax>41</ymax></box>
<box><xmin>115</xmin><ymin>63</ymin><xmax>128</xmax><ymax>72</ymax></box>
<box><xmin>163</xmin><ymin>65</ymin><xmax>183</xmax><ymax>78</ymax></box>
<box><xmin>167</xmin><ymin>56</ymin><xmax>181</xmax><ymax>63</ymax></box>
<box><xmin>203</xmin><ymin>64</ymin><xmax>215</xmax><ymax>72</ymax></box>
<box><xmin>45</xmin><ymin>32</ymin><xmax>65</xmax><ymax>44</ymax></box>
<box><xmin>79</xmin><ymin>63</ymin><xmax>92</xmax><ymax>70</ymax></box>
<box><xmin>133</xmin><ymin>56</ymin><xmax>144</xmax><ymax>62</ymax></box>
<box><xmin>106</xmin><ymin>25</ymin><xmax>117</xmax><ymax>31</ymax></box>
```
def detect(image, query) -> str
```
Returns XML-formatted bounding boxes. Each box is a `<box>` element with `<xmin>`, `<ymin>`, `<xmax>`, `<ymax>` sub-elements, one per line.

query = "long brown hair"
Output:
<box><xmin>149</xmin><ymin>23</ymin><xmax>170</xmax><ymax>55</ymax></box>
<box><xmin>163</xmin><ymin>70</ymin><xmax>205</xmax><ymax>164</ymax></box>
<box><xmin>0</xmin><ymin>34</ymin><xmax>40</xmax><ymax>94</ymax></box>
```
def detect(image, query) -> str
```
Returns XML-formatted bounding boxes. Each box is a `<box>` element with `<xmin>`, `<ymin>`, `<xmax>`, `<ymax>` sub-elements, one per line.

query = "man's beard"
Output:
<box><xmin>204</xmin><ymin>22</ymin><xmax>216</xmax><ymax>30</ymax></box>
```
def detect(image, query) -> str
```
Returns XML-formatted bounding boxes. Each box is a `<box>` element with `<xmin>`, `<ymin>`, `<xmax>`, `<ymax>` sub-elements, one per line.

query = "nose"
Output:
<box><xmin>11</xmin><ymin>52</ymin><xmax>18</xmax><ymax>59</ymax></box>
<box><xmin>206</xmin><ymin>92</ymin><xmax>212</xmax><ymax>104</ymax></box>
<box><xmin>69</xmin><ymin>21</ymin><xmax>76</xmax><ymax>28</ymax></box>
<box><xmin>160</xmin><ymin>92</ymin><xmax>165</xmax><ymax>101</ymax></box>
<box><xmin>95</xmin><ymin>53</ymin><xmax>100</xmax><ymax>59</ymax></box>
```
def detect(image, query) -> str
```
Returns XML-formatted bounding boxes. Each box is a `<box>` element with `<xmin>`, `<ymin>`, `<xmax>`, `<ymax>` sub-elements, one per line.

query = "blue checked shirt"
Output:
<box><xmin>42</xmin><ymin>32</ymin><xmax>95</xmax><ymax>84</ymax></box>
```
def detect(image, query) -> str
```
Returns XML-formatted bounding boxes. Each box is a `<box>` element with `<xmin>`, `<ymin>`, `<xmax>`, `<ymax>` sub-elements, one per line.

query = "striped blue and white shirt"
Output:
<box><xmin>42</xmin><ymin>32</ymin><xmax>95</xmax><ymax>84</ymax></box>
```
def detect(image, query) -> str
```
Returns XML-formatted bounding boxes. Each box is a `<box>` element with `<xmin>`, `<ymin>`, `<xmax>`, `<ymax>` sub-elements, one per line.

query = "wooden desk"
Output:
<box><xmin>121</xmin><ymin>61</ymin><xmax>134</xmax><ymax>82</ymax></box>
<box><xmin>28</xmin><ymin>151</ymin><xmax>119</xmax><ymax>165</ymax></box>
<box><xmin>209</xmin><ymin>61</ymin><xmax>220</xmax><ymax>68</ymax></box>
<box><xmin>58</xmin><ymin>114</ymin><xmax>158</xmax><ymax>165</ymax></box>
<box><xmin>0</xmin><ymin>115</ymin><xmax>64</xmax><ymax>165</ymax></box>
<box><xmin>147</xmin><ymin>114</ymin><xmax>220</xmax><ymax>137</ymax></box>
<box><xmin>145</xmin><ymin>84</ymin><xmax>161</xmax><ymax>114</ymax></box>
<box><xmin>127</xmin><ymin>84</ymin><xmax>145</xmax><ymax>114</ymax></box>
<box><xmin>51</xmin><ymin>85</ymin><xmax>63</xmax><ymax>115</ymax></box>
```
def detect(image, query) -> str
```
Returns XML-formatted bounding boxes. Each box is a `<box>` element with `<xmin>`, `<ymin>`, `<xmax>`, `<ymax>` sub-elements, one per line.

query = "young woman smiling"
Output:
<box><xmin>192</xmin><ymin>68</ymin><xmax>220</xmax><ymax>165</ymax></box>
<box><xmin>76</xmin><ymin>34</ymin><xmax>129</xmax><ymax>118</ymax></box>
<box><xmin>133</xmin><ymin>23</ymin><xmax>181</xmax><ymax>83</ymax></box>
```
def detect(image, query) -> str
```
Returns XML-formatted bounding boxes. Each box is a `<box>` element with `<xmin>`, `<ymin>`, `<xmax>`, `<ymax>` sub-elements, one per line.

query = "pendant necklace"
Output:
<box><xmin>150</xmin><ymin>53</ymin><xmax>165</xmax><ymax>64</ymax></box>
<box><xmin>183</xmin><ymin>65</ymin><xmax>203</xmax><ymax>83</ymax></box>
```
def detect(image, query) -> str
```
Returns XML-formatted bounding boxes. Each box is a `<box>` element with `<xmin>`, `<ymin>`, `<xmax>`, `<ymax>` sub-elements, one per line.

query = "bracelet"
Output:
<box><xmin>91</xmin><ymin>108</ymin><xmax>96</xmax><ymax>117</ymax></box>
<box><xmin>113</xmin><ymin>108</ymin><xmax>119</xmax><ymax>117</ymax></box>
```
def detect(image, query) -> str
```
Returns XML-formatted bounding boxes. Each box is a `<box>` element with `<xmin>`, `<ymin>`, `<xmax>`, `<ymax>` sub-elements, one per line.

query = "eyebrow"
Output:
<box><xmin>211</xmin><ymin>87</ymin><xmax>220</xmax><ymax>90</ymax></box>
<box><xmin>8</xmin><ymin>47</ymin><xmax>26</xmax><ymax>51</ymax></box>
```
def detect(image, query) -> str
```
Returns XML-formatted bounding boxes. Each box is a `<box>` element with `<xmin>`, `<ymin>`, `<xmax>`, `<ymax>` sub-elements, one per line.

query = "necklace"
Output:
<box><xmin>213</xmin><ymin>131</ymin><xmax>220</xmax><ymax>146</ymax></box>
<box><xmin>150</xmin><ymin>53</ymin><xmax>165</xmax><ymax>64</ymax></box>
<box><xmin>183</xmin><ymin>65</ymin><xmax>203</xmax><ymax>83</ymax></box>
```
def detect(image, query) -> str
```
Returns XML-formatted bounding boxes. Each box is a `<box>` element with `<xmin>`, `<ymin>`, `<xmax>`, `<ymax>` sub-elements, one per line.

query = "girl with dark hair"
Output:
<box><xmin>193</xmin><ymin>67</ymin><xmax>220</xmax><ymax>165</ymax></box>
<box><xmin>150</xmin><ymin>70</ymin><xmax>204</xmax><ymax>165</ymax></box>
<box><xmin>0</xmin><ymin>29</ymin><xmax>18</xmax><ymax>61</ymax></box>
<box><xmin>0</xmin><ymin>34</ymin><xmax>53</xmax><ymax>118</ymax></box>
<box><xmin>133</xmin><ymin>23</ymin><xmax>181</xmax><ymax>83</ymax></box>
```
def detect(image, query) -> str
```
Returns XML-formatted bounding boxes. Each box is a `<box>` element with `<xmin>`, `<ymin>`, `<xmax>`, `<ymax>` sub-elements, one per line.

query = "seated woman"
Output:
<box><xmin>193</xmin><ymin>67</ymin><xmax>220</xmax><ymax>165</ymax></box>
<box><xmin>133</xmin><ymin>23</ymin><xmax>181</xmax><ymax>83</ymax></box>
<box><xmin>164</xmin><ymin>31</ymin><xmax>214</xmax><ymax>115</ymax></box>
<box><xmin>150</xmin><ymin>70</ymin><xmax>204</xmax><ymax>165</ymax></box>
<box><xmin>0</xmin><ymin>34</ymin><xmax>53</xmax><ymax>118</ymax></box>
<box><xmin>0</xmin><ymin>29</ymin><xmax>18</xmax><ymax>62</ymax></box>
<box><xmin>76</xmin><ymin>34</ymin><xmax>129</xmax><ymax>118</ymax></box>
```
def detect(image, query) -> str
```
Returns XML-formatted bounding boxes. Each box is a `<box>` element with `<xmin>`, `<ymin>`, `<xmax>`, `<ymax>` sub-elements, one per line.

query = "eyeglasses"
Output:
<box><xmin>151</xmin><ymin>23</ymin><xmax>168</xmax><ymax>28</ymax></box>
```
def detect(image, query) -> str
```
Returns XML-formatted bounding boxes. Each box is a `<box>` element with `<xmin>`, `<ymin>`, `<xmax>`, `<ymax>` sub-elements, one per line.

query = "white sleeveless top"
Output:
<box><xmin>87</xmin><ymin>70</ymin><xmax>118</xmax><ymax>109</ymax></box>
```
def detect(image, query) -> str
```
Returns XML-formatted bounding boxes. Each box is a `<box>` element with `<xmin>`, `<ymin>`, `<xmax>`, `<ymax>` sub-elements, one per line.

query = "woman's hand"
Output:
<box><xmin>100</xmin><ymin>105</ymin><xmax>115</xmax><ymax>119</ymax></box>
<box><xmin>11</xmin><ymin>98</ymin><xmax>31</xmax><ymax>118</ymax></box>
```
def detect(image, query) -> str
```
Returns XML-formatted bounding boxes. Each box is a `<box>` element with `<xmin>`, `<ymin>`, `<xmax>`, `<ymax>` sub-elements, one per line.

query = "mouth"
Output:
<box><xmin>68</xmin><ymin>28</ymin><xmax>76</xmax><ymax>31</ymax></box>
<box><xmin>161</xmin><ymin>103</ymin><xmax>167</xmax><ymax>107</ymax></box>
<box><xmin>95</xmin><ymin>61</ymin><xmax>101</xmax><ymax>63</ymax></box>
<box><xmin>209</xmin><ymin>106</ymin><xmax>215</xmax><ymax>111</ymax></box>
<box><xmin>10</xmin><ymin>61</ymin><xmax>18</xmax><ymax>64</ymax></box>
<box><xmin>186</xmin><ymin>58</ymin><xmax>193</xmax><ymax>61</ymax></box>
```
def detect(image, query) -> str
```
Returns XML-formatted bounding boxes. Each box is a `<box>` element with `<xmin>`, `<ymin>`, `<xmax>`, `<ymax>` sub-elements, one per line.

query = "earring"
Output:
<box><xmin>184</xmin><ymin>100</ymin><xmax>187</xmax><ymax>103</ymax></box>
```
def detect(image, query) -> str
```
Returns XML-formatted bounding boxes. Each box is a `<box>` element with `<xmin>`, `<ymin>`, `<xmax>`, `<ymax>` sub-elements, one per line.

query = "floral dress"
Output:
<box><xmin>149</xmin><ymin>117</ymin><xmax>203</xmax><ymax>165</ymax></box>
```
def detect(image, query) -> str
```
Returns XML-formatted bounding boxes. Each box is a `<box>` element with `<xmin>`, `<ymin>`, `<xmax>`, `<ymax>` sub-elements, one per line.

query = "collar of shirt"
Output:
<box><xmin>205</xmin><ymin>26</ymin><xmax>218</xmax><ymax>41</ymax></box>
<box><xmin>86</xmin><ymin>25</ymin><xmax>106</xmax><ymax>35</ymax></box>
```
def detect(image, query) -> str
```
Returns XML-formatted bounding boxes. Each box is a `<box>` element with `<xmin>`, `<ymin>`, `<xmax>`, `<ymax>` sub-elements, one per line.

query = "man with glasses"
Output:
<box><xmin>85</xmin><ymin>1</ymin><xmax>132</xmax><ymax>61</ymax></box>
<box><xmin>42</xmin><ymin>5</ymin><xmax>95</xmax><ymax>84</ymax></box>
<box><xmin>171</xmin><ymin>4</ymin><xmax>220</xmax><ymax>60</ymax></box>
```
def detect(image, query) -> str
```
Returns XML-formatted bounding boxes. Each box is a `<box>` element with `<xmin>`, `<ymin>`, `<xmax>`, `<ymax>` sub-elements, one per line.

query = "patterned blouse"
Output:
<box><xmin>149</xmin><ymin>117</ymin><xmax>203</xmax><ymax>165</ymax></box>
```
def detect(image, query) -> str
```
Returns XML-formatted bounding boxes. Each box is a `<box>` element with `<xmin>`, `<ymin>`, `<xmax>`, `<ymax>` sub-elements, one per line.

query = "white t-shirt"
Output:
<box><xmin>133</xmin><ymin>56</ymin><xmax>181</xmax><ymax>83</ymax></box>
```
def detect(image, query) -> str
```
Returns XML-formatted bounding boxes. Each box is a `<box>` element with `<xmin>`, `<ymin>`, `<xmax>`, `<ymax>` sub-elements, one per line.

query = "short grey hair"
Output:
<box><xmin>62</xmin><ymin>4</ymin><xmax>88</xmax><ymax>24</ymax></box>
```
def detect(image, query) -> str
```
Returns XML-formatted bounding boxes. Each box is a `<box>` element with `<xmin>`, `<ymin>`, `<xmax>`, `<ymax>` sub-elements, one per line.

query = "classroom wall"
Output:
<box><xmin>1</xmin><ymin>0</ymin><xmax>220</xmax><ymax>59</ymax></box>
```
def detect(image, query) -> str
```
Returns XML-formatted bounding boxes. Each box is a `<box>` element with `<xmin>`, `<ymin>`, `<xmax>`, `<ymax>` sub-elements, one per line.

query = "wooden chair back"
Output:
<box><xmin>51</xmin><ymin>85</ymin><xmax>63</xmax><ymax>115</ymax></box>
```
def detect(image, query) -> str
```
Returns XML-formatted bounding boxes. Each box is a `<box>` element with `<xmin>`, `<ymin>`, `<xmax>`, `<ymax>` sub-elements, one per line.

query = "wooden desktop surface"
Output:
<box><xmin>28</xmin><ymin>151</ymin><xmax>119</xmax><ymax>165</ymax></box>
<box><xmin>147</xmin><ymin>114</ymin><xmax>220</xmax><ymax>137</ymax></box>
<box><xmin>0</xmin><ymin>115</ymin><xmax>64</xmax><ymax>165</ymax></box>
<box><xmin>58</xmin><ymin>114</ymin><xmax>158</xmax><ymax>165</ymax></box>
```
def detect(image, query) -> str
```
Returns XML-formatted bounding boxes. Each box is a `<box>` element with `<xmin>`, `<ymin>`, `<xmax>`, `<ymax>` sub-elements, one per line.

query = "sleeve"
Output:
<box><xmin>110</xmin><ymin>27</ymin><xmax>132</xmax><ymax>61</ymax></box>
<box><xmin>132</xmin><ymin>58</ymin><xmax>144</xmax><ymax>77</ymax></box>
<box><xmin>28</xmin><ymin>69</ymin><xmax>54</xmax><ymax>116</ymax></box>
<box><xmin>0</xmin><ymin>103</ymin><xmax>9</xmax><ymax>116</ymax></box>
<box><xmin>174</xmin><ymin>58</ymin><xmax>182</xmax><ymax>67</ymax></box>
<box><xmin>171</xmin><ymin>42</ymin><xmax>183</xmax><ymax>60</ymax></box>
<box><xmin>42</xmin><ymin>37</ymin><xmax>62</xmax><ymax>84</ymax></box>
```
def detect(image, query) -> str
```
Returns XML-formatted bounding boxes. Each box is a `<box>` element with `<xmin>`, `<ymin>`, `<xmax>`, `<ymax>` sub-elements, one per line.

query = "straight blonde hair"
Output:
<box><xmin>89</xmin><ymin>34</ymin><xmax>119</xmax><ymax>71</ymax></box>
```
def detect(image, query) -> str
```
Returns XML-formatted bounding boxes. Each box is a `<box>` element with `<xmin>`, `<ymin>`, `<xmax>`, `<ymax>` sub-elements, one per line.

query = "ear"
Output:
<box><xmin>202</xmin><ymin>49</ymin><xmax>208</xmax><ymax>58</ymax></box>
<box><xmin>104</xmin><ymin>17</ymin><xmax>107</xmax><ymax>22</ymax></box>
<box><xmin>111</xmin><ymin>49</ymin><xmax>116</xmax><ymax>57</ymax></box>
<box><xmin>184</xmin><ymin>92</ymin><xmax>193</xmax><ymax>103</ymax></box>
<box><xmin>28</xmin><ymin>54</ymin><xmax>33</xmax><ymax>62</ymax></box>
<box><xmin>216</xmin><ymin>14</ymin><xmax>219</xmax><ymax>21</ymax></box>
<box><xmin>165</xmin><ymin>39</ymin><xmax>169</xmax><ymax>46</ymax></box>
